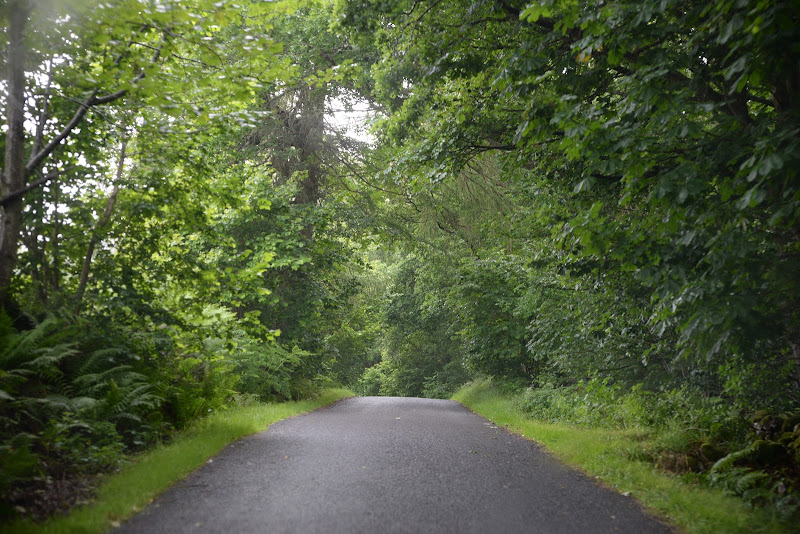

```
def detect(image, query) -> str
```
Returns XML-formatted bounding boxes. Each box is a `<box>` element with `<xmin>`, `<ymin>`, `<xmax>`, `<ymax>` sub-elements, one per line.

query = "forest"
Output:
<box><xmin>1</xmin><ymin>0</ymin><xmax>799</xmax><ymax>527</ymax></box>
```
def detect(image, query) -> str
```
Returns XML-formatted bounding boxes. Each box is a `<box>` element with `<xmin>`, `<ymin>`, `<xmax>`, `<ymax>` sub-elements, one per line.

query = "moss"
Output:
<box><xmin>777</xmin><ymin>432</ymin><xmax>793</xmax><ymax>447</ymax></box>
<box><xmin>785</xmin><ymin>434</ymin><xmax>800</xmax><ymax>454</ymax></box>
<box><xmin>781</xmin><ymin>415</ymin><xmax>800</xmax><ymax>433</ymax></box>
<box><xmin>751</xmin><ymin>410</ymin><xmax>770</xmax><ymax>422</ymax></box>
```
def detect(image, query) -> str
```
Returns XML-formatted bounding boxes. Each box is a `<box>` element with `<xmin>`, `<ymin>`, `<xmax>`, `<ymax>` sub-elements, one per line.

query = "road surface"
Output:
<box><xmin>118</xmin><ymin>396</ymin><xmax>673</xmax><ymax>533</ymax></box>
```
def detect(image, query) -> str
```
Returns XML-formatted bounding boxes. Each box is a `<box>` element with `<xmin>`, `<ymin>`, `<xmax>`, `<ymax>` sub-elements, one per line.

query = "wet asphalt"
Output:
<box><xmin>117</xmin><ymin>396</ymin><xmax>675</xmax><ymax>533</ymax></box>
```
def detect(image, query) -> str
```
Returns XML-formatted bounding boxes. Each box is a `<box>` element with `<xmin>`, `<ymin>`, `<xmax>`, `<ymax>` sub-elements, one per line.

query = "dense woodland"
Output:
<box><xmin>1</xmin><ymin>0</ymin><xmax>799</xmax><ymax>524</ymax></box>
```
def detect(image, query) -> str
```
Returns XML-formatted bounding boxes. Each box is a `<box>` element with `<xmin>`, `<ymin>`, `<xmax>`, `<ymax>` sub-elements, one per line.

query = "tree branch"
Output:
<box><xmin>25</xmin><ymin>41</ymin><xmax>163</xmax><ymax>175</ymax></box>
<box><xmin>74</xmin><ymin>137</ymin><xmax>127</xmax><ymax>309</ymax></box>
<box><xmin>0</xmin><ymin>170</ymin><xmax>60</xmax><ymax>208</ymax></box>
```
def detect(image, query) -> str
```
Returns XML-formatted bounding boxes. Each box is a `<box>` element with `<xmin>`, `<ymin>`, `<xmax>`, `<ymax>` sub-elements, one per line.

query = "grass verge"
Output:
<box><xmin>452</xmin><ymin>379</ymin><xmax>791</xmax><ymax>534</ymax></box>
<box><xmin>3</xmin><ymin>388</ymin><xmax>354</xmax><ymax>534</ymax></box>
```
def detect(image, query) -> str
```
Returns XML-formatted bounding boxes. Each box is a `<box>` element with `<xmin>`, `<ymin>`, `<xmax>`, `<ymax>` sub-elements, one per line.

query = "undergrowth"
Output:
<box><xmin>0</xmin><ymin>310</ymin><xmax>339</xmax><ymax>523</ymax></box>
<box><xmin>490</xmin><ymin>376</ymin><xmax>800</xmax><ymax>524</ymax></box>
<box><xmin>1</xmin><ymin>388</ymin><xmax>353</xmax><ymax>534</ymax></box>
<box><xmin>454</xmin><ymin>379</ymin><xmax>796</xmax><ymax>534</ymax></box>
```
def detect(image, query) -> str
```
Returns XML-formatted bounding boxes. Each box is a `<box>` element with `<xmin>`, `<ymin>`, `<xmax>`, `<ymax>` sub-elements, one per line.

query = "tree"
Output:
<box><xmin>1</xmin><ymin>0</ymin><xmax>284</xmax><ymax>311</ymax></box>
<box><xmin>337</xmin><ymin>0</ymin><xmax>800</xmax><ymax>406</ymax></box>
<box><xmin>215</xmin><ymin>2</ymin><xmax>381</xmax><ymax>369</ymax></box>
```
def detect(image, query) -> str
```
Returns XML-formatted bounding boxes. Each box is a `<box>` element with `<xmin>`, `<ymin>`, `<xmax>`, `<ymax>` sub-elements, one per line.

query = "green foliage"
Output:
<box><xmin>517</xmin><ymin>378</ymin><xmax>747</xmax><ymax>444</ymax></box>
<box><xmin>0</xmin><ymin>312</ymin><xmax>159</xmax><ymax>508</ymax></box>
<box><xmin>707</xmin><ymin>462</ymin><xmax>800</xmax><ymax>520</ymax></box>
<box><xmin>3</xmin><ymin>1</ymin><xmax>380</xmax><ymax>519</ymax></box>
<box><xmin>449</xmin><ymin>255</ymin><xmax>534</xmax><ymax>379</ymax></box>
<box><xmin>323</xmin><ymin>258</ymin><xmax>386</xmax><ymax>388</ymax></box>
<box><xmin>39</xmin><ymin>415</ymin><xmax>124</xmax><ymax>476</ymax></box>
<box><xmin>0</xmin><ymin>433</ymin><xmax>39</xmax><ymax>499</ymax></box>
<box><xmin>337</xmin><ymin>0</ymin><xmax>800</xmax><ymax>409</ymax></box>
<box><xmin>374</xmin><ymin>256</ymin><xmax>473</xmax><ymax>397</ymax></box>
<box><xmin>227</xmin><ymin>336</ymin><xmax>305</xmax><ymax>401</ymax></box>
<box><xmin>455</xmin><ymin>379</ymin><xmax>796</xmax><ymax>534</ymax></box>
<box><xmin>700</xmin><ymin>410</ymin><xmax>800</xmax><ymax>519</ymax></box>
<box><xmin>356</xmin><ymin>359</ymin><xmax>395</xmax><ymax>396</ymax></box>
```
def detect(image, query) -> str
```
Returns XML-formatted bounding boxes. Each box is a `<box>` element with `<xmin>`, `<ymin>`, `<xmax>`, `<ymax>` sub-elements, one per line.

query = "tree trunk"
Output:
<box><xmin>0</xmin><ymin>0</ymin><xmax>30</xmax><ymax>307</ymax></box>
<box><xmin>294</xmin><ymin>86</ymin><xmax>326</xmax><ymax>208</ymax></box>
<box><xmin>49</xmin><ymin>183</ymin><xmax>61</xmax><ymax>295</ymax></box>
<box><xmin>30</xmin><ymin>65</ymin><xmax>54</xmax><ymax>306</ymax></box>
<box><xmin>74</xmin><ymin>138</ymin><xmax>127</xmax><ymax>309</ymax></box>
<box><xmin>285</xmin><ymin>86</ymin><xmax>325</xmax><ymax>240</ymax></box>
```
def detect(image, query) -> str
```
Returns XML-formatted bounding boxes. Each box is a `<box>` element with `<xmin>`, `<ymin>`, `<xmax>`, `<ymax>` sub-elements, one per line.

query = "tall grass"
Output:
<box><xmin>452</xmin><ymin>379</ymin><xmax>791</xmax><ymax>534</ymax></box>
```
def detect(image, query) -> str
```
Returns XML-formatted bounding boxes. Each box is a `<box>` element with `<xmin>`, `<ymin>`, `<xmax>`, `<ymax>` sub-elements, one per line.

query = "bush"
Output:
<box><xmin>356</xmin><ymin>359</ymin><xmax>397</xmax><ymax>396</ymax></box>
<box><xmin>514</xmin><ymin>377</ymin><xmax>799</xmax><ymax>521</ymax></box>
<box><xmin>517</xmin><ymin>377</ymin><xmax>746</xmax><ymax>442</ymax></box>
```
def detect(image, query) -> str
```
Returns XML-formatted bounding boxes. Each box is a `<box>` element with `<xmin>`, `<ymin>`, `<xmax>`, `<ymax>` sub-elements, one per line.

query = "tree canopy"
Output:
<box><xmin>1</xmin><ymin>0</ymin><xmax>799</xmax><ymax>523</ymax></box>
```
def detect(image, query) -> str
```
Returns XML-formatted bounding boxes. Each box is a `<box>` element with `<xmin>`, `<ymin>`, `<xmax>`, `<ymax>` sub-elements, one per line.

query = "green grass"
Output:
<box><xmin>3</xmin><ymin>388</ymin><xmax>354</xmax><ymax>534</ymax></box>
<box><xmin>452</xmin><ymin>379</ymin><xmax>792</xmax><ymax>534</ymax></box>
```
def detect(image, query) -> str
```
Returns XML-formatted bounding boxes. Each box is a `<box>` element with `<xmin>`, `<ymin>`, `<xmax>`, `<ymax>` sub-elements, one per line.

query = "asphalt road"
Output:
<box><xmin>118</xmin><ymin>397</ymin><xmax>674</xmax><ymax>533</ymax></box>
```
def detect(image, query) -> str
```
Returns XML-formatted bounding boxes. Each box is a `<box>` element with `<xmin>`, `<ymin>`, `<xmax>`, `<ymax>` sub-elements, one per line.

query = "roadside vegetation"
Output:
<box><xmin>453</xmin><ymin>380</ymin><xmax>794</xmax><ymax>534</ymax></box>
<box><xmin>1</xmin><ymin>0</ymin><xmax>374</xmax><ymax>521</ymax></box>
<box><xmin>1</xmin><ymin>388</ymin><xmax>352</xmax><ymax>534</ymax></box>
<box><xmin>2</xmin><ymin>0</ymin><xmax>798</xmax><ymax>530</ymax></box>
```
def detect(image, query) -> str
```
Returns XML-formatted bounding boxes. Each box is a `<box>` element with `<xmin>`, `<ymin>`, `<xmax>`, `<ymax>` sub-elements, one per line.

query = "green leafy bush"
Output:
<box><xmin>227</xmin><ymin>336</ymin><xmax>305</xmax><ymax>400</ymax></box>
<box><xmin>355</xmin><ymin>359</ymin><xmax>393</xmax><ymax>396</ymax></box>
<box><xmin>515</xmin><ymin>378</ymin><xmax>799</xmax><ymax>521</ymax></box>
<box><xmin>517</xmin><ymin>377</ymin><xmax>747</xmax><ymax>442</ymax></box>
<box><xmin>0</xmin><ymin>312</ymin><xmax>163</xmax><ymax>518</ymax></box>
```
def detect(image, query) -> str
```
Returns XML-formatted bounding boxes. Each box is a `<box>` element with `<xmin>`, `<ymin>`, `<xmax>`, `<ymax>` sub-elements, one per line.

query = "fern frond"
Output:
<box><xmin>69</xmin><ymin>396</ymin><xmax>99</xmax><ymax>413</ymax></box>
<box><xmin>0</xmin><ymin>316</ymin><xmax>59</xmax><ymax>369</ymax></box>
<box><xmin>21</xmin><ymin>343</ymin><xmax>78</xmax><ymax>378</ymax></box>
<box><xmin>111</xmin><ymin>384</ymin><xmax>161</xmax><ymax>415</ymax></box>
<box><xmin>111</xmin><ymin>411</ymin><xmax>143</xmax><ymax>424</ymax></box>
<box><xmin>78</xmin><ymin>347</ymin><xmax>131</xmax><ymax>375</ymax></box>
<box><xmin>113</xmin><ymin>371</ymin><xmax>149</xmax><ymax>388</ymax></box>
<box><xmin>73</xmin><ymin>365</ymin><xmax>139</xmax><ymax>396</ymax></box>
<box><xmin>42</xmin><ymin>394</ymin><xmax>73</xmax><ymax>412</ymax></box>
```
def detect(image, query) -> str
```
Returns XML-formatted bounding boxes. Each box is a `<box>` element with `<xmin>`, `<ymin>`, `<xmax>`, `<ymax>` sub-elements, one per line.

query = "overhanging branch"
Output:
<box><xmin>0</xmin><ymin>170</ymin><xmax>60</xmax><ymax>207</ymax></box>
<box><xmin>24</xmin><ymin>41</ymin><xmax>163</xmax><ymax>176</ymax></box>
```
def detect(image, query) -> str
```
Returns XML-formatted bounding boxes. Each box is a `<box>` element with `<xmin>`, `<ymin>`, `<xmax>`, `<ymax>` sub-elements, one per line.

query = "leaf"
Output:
<box><xmin>736</xmin><ymin>186</ymin><xmax>766</xmax><ymax>209</ymax></box>
<box><xmin>724</xmin><ymin>55</ymin><xmax>748</xmax><ymax>81</ymax></box>
<box><xmin>521</xmin><ymin>4</ymin><xmax>553</xmax><ymax>23</ymax></box>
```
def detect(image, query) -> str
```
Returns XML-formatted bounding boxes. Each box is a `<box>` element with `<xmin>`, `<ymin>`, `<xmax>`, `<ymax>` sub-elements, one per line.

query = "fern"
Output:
<box><xmin>735</xmin><ymin>470</ymin><xmax>771</xmax><ymax>493</ymax></box>
<box><xmin>22</xmin><ymin>344</ymin><xmax>78</xmax><ymax>375</ymax></box>
<box><xmin>69</xmin><ymin>396</ymin><xmax>99</xmax><ymax>413</ymax></box>
<box><xmin>0</xmin><ymin>315</ymin><xmax>78</xmax><ymax>401</ymax></box>
<box><xmin>0</xmin><ymin>315</ymin><xmax>66</xmax><ymax>370</ymax></box>
<box><xmin>710</xmin><ymin>448</ymin><xmax>755</xmax><ymax>473</ymax></box>
<box><xmin>107</xmin><ymin>383</ymin><xmax>161</xmax><ymax>416</ymax></box>
<box><xmin>73</xmin><ymin>365</ymin><xmax>141</xmax><ymax>395</ymax></box>
<box><xmin>112</xmin><ymin>412</ymin><xmax>143</xmax><ymax>424</ymax></box>
<box><xmin>77</xmin><ymin>347</ymin><xmax>131</xmax><ymax>375</ymax></box>
<box><xmin>0</xmin><ymin>312</ymin><xmax>164</xmax><ymax>470</ymax></box>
